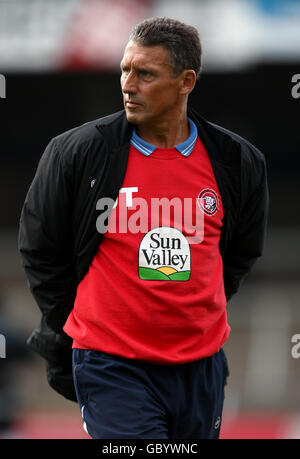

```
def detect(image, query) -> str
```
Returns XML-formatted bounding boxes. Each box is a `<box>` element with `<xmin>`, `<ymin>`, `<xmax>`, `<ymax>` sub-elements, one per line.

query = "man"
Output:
<box><xmin>19</xmin><ymin>17</ymin><xmax>269</xmax><ymax>439</ymax></box>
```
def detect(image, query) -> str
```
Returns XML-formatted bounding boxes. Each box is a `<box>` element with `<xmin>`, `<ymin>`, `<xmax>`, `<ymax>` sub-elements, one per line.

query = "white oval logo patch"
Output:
<box><xmin>138</xmin><ymin>227</ymin><xmax>191</xmax><ymax>281</ymax></box>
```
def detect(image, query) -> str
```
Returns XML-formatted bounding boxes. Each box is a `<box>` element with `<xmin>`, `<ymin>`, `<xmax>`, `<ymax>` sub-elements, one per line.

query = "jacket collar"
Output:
<box><xmin>187</xmin><ymin>107</ymin><xmax>241</xmax><ymax>166</ymax></box>
<box><xmin>95</xmin><ymin>108</ymin><xmax>241</xmax><ymax>165</ymax></box>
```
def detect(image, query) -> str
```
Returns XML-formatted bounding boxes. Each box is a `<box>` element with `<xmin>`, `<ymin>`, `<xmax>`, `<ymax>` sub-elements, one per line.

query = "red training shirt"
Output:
<box><xmin>64</xmin><ymin>120</ymin><xmax>230</xmax><ymax>363</ymax></box>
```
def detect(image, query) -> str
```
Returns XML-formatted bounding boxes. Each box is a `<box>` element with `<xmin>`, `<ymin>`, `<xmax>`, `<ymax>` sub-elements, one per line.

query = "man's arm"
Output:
<box><xmin>18</xmin><ymin>138</ymin><xmax>77</xmax><ymax>401</ymax></box>
<box><xmin>223</xmin><ymin>144</ymin><xmax>269</xmax><ymax>301</ymax></box>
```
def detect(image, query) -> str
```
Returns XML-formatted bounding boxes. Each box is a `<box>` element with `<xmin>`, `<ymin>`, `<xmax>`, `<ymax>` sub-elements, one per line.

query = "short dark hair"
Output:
<box><xmin>129</xmin><ymin>17</ymin><xmax>202</xmax><ymax>79</ymax></box>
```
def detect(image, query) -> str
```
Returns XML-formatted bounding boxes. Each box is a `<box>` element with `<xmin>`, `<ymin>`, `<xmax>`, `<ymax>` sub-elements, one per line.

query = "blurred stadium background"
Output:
<box><xmin>0</xmin><ymin>0</ymin><xmax>299</xmax><ymax>439</ymax></box>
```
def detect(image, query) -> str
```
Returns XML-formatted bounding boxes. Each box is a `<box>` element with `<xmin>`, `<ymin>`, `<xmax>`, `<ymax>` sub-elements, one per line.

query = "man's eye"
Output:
<box><xmin>140</xmin><ymin>70</ymin><xmax>153</xmax><ymax>78</ymax></box>
<box><xmin>121</xmin><ymin>67</ymin><xmax>130</xmax><ymax>75</ymax></box>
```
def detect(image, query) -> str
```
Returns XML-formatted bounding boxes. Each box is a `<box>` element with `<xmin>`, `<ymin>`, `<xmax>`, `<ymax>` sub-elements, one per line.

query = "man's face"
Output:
<box><xmin>120</xmin><ymin>41</ymin><xmax>184</xmax><ymax>127</ymax></box>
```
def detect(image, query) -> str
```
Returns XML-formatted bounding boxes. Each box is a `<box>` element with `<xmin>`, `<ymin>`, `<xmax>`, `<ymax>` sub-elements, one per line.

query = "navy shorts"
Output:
<box><xmin>72</xmin><ymin>348</ymin><xmax>229</xmax><ymax>439</ymax></box>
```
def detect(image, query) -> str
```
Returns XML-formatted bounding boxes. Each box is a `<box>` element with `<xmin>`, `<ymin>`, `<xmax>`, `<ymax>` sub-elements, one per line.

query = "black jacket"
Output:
<box><xmin>18</xmin><ymin>108</ymin><xmax>269</xmax><ymax>402</ymax></box>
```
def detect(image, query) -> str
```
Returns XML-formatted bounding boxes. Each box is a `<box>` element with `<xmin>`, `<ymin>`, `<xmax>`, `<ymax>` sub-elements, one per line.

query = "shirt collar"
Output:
<box><xmin>130</xmin><ymin>117</ymin><xmax>198</xmax><ymax>157</ymax></box>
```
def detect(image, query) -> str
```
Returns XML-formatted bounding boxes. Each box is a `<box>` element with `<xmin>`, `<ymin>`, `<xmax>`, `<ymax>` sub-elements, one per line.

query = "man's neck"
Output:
<box><xmin>136</xmin><ymin>112</ymin><xmax>190</xmax><ymax>149</ymax></box>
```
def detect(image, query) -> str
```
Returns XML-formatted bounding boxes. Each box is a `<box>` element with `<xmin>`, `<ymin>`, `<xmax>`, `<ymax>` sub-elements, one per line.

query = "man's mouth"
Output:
<box><xmin>125</xmin><ymin>100</ymin><xmax>142</xmax><ymax>108</ymax></box>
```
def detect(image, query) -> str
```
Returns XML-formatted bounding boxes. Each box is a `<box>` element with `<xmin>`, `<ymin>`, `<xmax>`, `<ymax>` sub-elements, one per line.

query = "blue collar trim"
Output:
<box><xmin>130</xmin><ymin>118</ymin><xmax>198</xmax><ymax>157</ymax></box>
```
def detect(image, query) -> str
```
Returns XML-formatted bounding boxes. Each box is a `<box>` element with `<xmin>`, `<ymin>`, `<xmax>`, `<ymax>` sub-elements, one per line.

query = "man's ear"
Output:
<box><xmin>179</xmin><ymin>70</ymin><xmax>196</xmax><ymax>96</ymax></box>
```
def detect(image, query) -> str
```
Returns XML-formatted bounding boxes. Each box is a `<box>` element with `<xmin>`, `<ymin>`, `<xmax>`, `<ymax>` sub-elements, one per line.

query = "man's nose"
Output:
<box><xmin>122</xmin><ymin>72</ymin><xmax>137</xmax><ymax>94</ymax></box>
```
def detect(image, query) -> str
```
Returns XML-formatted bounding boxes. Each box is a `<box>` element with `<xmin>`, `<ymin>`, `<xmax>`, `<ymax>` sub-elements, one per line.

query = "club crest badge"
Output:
<box><xmin>197</xmin><ymin>188</ymin><xmax>219</xmax><ymax>216</ymax></box>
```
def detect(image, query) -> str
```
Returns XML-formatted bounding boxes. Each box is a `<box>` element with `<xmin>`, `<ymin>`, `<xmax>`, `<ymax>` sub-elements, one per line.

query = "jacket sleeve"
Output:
<box><xmin>18</xmin><ymin>138</ymin><xmax>77</xmax><ymax>401</ymax></box>
<box><xmin>223</xmin><ymin>144</ymin><xmax>269</xmax><ymax>301</ymax></box>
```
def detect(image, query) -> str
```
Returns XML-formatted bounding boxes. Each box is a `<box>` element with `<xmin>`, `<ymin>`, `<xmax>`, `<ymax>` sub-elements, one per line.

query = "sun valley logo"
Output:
<box><xmin>139</xmin><ymin>227</ymin><xmax>191</xmax><ymax>281</ymax></box>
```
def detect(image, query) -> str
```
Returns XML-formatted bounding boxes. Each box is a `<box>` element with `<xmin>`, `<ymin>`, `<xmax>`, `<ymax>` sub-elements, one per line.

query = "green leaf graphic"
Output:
<box><xmin>139</xmin><ymin>267</ymin><xmax>190</xmax><ymax>281</ymax></box>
